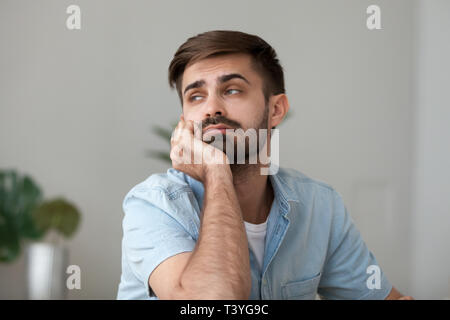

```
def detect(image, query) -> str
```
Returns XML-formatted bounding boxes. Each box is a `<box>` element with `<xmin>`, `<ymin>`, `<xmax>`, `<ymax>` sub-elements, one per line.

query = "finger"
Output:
<box><xmin>171</xmin><ymin>126</ymin><xmax>181</xmax><ymax>143</ymax></box>
<box><xmin>177</xmin><ymin>118</ymin><xmax>195</xmax><ymax>138</ymax></box>
<box><xmin>171</xmin><ymin>125</ymin><xmax>189</xmax><ymax>145</ymax></box>
<box><xmin>185</xmin><ymin>119</ymin><xmax>194</xmax><ymax>133</ymax></box>
<box><xmin>172</xmin><ymin>119</ymin><xmax>183</xmax><ymax>140</ymax></box>
<box><xmin>176</xmin><ymin>115</ymin><xmax>188</xmax><ymax>133</ymax></box>
<box><xmin>170</xmin><ymin>144</ymin><xmax>184</xmax><ymax>165</ymax></box>
<box><xmin>172</xmin><ymin>126</ymin><xmax>194</xmax><ymax>149</ymax></box>
<box><xmin>192</xmin><ymin>120</ymin><xmax>202</xmax><ymax>140</ymax></box>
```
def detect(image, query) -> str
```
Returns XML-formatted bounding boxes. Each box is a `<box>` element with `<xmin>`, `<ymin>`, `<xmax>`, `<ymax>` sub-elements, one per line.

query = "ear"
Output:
<box><xmin>269</xmin><ymin>94</ymin><xmax>290</xmax><ymax>128</ymax></box>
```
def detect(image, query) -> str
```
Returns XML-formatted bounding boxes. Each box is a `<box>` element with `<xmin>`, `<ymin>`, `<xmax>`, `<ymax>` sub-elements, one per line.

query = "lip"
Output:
<box><xmin>203</xmin><ymin>124</ymin><xmax>233</xmax><ymax>134</ymax></box>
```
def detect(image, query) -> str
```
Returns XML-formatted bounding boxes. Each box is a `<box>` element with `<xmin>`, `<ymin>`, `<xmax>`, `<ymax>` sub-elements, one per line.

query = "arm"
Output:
<box><xmin>167</xmin><ymin>116</ymin><xmax>251</xmax><ymax>299</ymax></box>
<box><xmin>385</xmin><ymin>286</ymin><xmax>414</xmax><ymax>300</ymax></box>
<box><xmin>174</xmin><ymin>167</ymin><xmax>251</xmax><ymax>299</ymax></box>
<box><xmin>318</xmin><ymin>190</ymin><xmax>412</xmax><ymax>300</ymax></box>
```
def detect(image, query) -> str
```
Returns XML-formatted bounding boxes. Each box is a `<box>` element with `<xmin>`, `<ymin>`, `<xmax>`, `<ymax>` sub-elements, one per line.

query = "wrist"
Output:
<box><xmin>204</xmin><ymin>165</ymin><xmax>232</xmax><ymax>185</ymax></box>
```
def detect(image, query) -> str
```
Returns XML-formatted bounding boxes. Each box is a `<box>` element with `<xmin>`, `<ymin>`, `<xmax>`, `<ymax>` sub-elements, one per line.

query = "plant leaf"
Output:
<box><xmin>146</xmin><ymin>149</ymin><xmax>171</xmax><ymax>164</ymax></box>
<box><xmin>33</xmin><ymin>198</ymin><xmax>81</xmax><ymax>238</ymax></box>
<box><xmin>0</xmin><ymin>212</ymin><xmax>20</xmax><ymax>263</ymax></box>
<box><xmin>19</xmin><ymin>175</ymin><xmax>44</xmax><ymax>239</ymax></box>
<box><xmin>0</xmin><ymin>170</ymin><xmax>43</xmax><ymax>262</ymax></box>
<box><xmin>151</xmin><ymin>126</ymin><xmax>173</xmax><ymax>144</ymax></box>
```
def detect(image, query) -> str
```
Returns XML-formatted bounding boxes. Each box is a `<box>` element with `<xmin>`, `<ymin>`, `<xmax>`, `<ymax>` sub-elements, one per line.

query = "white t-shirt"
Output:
<box><xmin>244</xmin><ymin>218</ymin><xmax>268</xmax><ymax>273</ymax></box>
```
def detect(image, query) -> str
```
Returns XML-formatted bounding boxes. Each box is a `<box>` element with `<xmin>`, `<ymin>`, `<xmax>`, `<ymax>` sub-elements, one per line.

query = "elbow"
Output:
<box><xmin>175</xmin><ymin>267</ymin><xmax>252</xmax><ymax>300</ymax></box>
<box><xmin>171</xmin><ymin>281</ymin><xmax>251</xmax><ymax>300</ymax></box>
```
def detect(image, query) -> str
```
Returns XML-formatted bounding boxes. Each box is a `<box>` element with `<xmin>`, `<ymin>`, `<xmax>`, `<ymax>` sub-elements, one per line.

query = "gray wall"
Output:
<box><xmin>410</xmin><ymin>0</ymin><xmax>450</xmax><ymax>299</ymax></box>
<box><xmin>0</xmin><ymin>0</ymin><xmax>447</xmax><ymax>299</ymax></box>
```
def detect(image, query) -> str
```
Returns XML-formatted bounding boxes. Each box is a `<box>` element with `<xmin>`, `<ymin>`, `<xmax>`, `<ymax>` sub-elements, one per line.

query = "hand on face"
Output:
<box><xmin>170</xmin><ymin>115</ymin><xmax>231</xmax><ymax>182</ymax></box>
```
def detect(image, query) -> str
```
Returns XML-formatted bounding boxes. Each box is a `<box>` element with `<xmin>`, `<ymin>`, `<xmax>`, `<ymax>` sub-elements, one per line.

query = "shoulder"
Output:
<box><xmin>275</xmin><ymin>167</ymin><xmax>339</xmax><ymax>202</ymax></box>
<box><xmin>274</xmin><ymin>167</ymin><xmax>347</xmax><ymax>231</ymax></box>
<box><xmin>121</xmin><ymin>168</ymin><xmax>201</xmax><ymax>221</ymax></box>
<box><xmin>121</xmin><ymin>168</ymin><xmax>201</xmax><ymax>236</ymax></box>
<box><xmin>123</xmin><ymin>168</ymin><xmax>193</xmax><ymax>206</ymax></box>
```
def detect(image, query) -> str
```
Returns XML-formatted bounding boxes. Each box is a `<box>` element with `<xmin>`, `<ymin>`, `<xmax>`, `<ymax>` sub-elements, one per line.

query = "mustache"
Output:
<box><xmin>201</xmin><ymin>115</ymin><xmax>241</xmax><ymax>129</ymax></box>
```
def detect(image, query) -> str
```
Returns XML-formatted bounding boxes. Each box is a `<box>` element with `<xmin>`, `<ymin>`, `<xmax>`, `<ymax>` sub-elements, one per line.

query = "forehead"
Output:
<box><xmin>181</xmin><ymin>53</ymin><xmax>261</xmax><ymax>90</ymax></box>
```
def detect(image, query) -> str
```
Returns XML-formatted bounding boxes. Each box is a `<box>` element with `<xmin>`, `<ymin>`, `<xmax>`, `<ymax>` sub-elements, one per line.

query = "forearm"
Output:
<box><xmin>385</xmin><ymin>286</ymin><xmax>414</xmax><ymax>300</ymax></box>
<box><xmin>178</xmin><ymin>168</ymin><xmax>252</xmax><ymax>299</ymax></box>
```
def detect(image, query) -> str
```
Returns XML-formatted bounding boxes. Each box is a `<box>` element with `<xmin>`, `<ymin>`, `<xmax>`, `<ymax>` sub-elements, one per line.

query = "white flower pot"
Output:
<box><xmin>26</xmin><ymin>242</ymin><xmax>68</xmax><ymax>300</ymax></box>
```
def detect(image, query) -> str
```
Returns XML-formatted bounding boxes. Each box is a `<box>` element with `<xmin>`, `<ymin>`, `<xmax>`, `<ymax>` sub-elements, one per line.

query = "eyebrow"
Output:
<box><xmin>183</xmin><ymin>73</ymin><xmax>250</xmax><ymax>96</ymax></box>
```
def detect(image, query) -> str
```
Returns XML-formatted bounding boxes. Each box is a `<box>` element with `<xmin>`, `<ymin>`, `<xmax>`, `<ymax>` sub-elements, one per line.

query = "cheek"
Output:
<box><xmin>182</xmin><ymin>109</ymin><xmax>202</xmax><ymax>122</ymax></box>
<box><xmin>234</xmin><ymin>103</ymin><xmax>266</xmax><ymax>129</ymax></box>
<box><xmin>227</xmin><ymin>95</ymin><xmax>262</xmax><ymax>118</ymax></box>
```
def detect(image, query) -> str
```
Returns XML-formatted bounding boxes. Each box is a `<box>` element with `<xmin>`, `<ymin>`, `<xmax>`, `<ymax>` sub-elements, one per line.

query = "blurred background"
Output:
<box><xmin>0</xmin><ymin>0</ymin><xmax>449</xmax><ymax>299</ymax></box>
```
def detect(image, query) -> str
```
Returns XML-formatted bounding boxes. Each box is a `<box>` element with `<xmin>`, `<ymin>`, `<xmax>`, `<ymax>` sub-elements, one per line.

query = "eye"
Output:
<box><xmin>225</xmin><ymin>89</ymin><xmax>241</xmax><ymax>95</ymax></box>
<box><xmin>189</xmin><ymin>89</ymin><xmax>241</xmax><ymax>102</ymax></box>
<box><xmin>188</xmin><ymin>94</ymin><xmax>203</xmax><ymax>102</ymax></box>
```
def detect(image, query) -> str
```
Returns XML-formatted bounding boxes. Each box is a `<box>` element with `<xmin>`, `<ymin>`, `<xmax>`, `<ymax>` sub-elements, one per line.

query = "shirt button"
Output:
<box><xmin>263</xmin><ymin>285</ymin><xmax>269</xmax><ymax>298</ymax></box>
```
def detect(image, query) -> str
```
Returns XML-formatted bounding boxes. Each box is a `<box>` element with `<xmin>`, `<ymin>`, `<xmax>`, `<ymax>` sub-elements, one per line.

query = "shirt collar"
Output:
<box><xmin>268</xmin><ymin>166</ymin><xmax>300</xmax><ymax>218</ymax></box>
<box><xmin>181</xmin><ymin>165</ymin><xmax>300</xmax><ymax>218</ymax></box>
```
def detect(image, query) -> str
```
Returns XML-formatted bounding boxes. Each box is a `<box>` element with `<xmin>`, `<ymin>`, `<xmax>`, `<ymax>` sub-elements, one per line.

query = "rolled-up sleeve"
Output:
<box><xmin>317</xmin><ymin>190</ymin><xmax>393</xmax><ymax>300</ymax></box>
<box><xmin>122</xmin><ymin>195</ymin><xmax>196</xmax><ymax>298</ymax></box>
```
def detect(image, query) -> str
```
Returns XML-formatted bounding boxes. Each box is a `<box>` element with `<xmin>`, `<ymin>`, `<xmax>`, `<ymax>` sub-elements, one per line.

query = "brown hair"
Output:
<box><xmin>168</xmin><ymin>30</ymin><xmax>285</xmax><ymax>106</ymax></box>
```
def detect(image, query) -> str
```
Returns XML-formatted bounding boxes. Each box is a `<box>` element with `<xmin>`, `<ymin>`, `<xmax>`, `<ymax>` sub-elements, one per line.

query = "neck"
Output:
<box><xmin>231</xmin><ymin>163</ymin><xmax>274</xmax><ymax>224</ymax></box>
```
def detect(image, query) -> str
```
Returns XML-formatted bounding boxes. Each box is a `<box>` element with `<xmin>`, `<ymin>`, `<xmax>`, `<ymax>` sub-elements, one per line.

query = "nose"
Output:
<box><xmin>203</xmin><ymin>94</ymin><xmax>226</xmax><ymax>119</ymax></box>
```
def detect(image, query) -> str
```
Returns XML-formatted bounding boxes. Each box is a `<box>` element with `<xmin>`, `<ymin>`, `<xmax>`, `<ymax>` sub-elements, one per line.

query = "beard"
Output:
<box><xmin>204</xmin><ymin>103</ymin><xmax>270</xmax><ymax>169</ymax></box>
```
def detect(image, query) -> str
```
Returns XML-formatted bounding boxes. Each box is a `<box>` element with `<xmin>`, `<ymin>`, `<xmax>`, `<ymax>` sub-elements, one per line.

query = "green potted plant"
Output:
<box><xmin>0</xmin><ymin>169</ymin><xmax>81</xmax><ymax>299</ymax></box>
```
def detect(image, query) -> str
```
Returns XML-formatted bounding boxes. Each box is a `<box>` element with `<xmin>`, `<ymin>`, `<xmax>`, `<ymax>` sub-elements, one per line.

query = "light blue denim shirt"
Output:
<box><xmin>117</xmin><ymin>166</ymin><xmax>392</xmax><ymax>300</ymax></box>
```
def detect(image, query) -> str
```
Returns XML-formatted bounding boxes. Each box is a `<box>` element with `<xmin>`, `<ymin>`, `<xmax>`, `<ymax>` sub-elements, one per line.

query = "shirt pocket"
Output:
<box><xmin>281</xmin><ymin>272</ymin><xmax>321</xmax><ymax>300</ymax></box>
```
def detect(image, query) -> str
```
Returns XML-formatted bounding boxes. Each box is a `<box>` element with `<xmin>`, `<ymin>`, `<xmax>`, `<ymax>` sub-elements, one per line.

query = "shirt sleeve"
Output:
<box><xmin>317</xmin><ymin>190</ymin><xmax>393</xmax><ymax>300</ymax></box>
<box><xmin>122</xmin><ymin>195</ymin><xmax>196</xmax><ymax>298</ymax></box>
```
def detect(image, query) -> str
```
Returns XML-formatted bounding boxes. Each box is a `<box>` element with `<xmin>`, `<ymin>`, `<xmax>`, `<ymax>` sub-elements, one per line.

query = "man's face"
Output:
<box><xmin>181</xmin><ymin>53</ymin><xmax>270</xmax><ymax>161</ymax></box>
